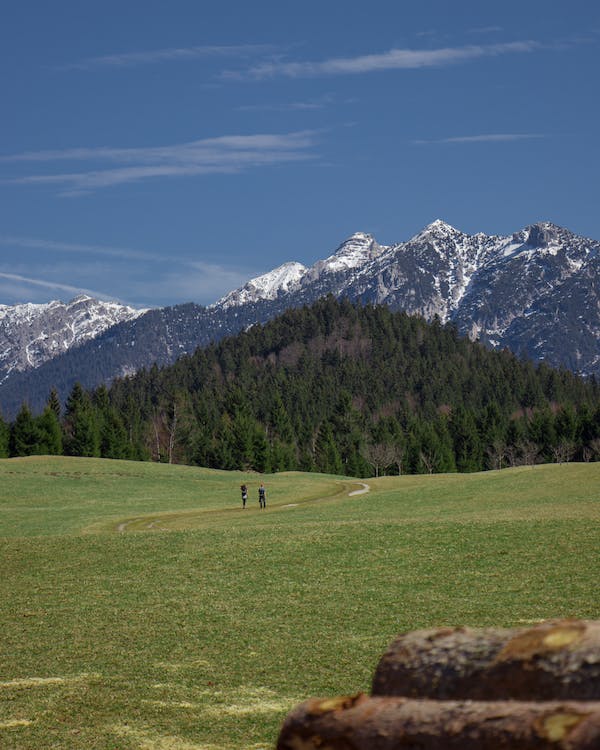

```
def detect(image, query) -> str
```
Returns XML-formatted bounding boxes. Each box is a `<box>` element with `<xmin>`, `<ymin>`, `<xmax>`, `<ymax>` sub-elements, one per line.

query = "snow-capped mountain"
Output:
<box><xmin>212</xmin><ymin>231</ymin><xmax>387</xmax><ymax>309</ymax></box>
<box><xmin>1</xmin><ymin>219</ymin><xmax>599</xmax><ymax>419</ymax></box>
<box><xmin>208</xmin><ymin>219</ymin><xmax>600</xmax><ymax>376</ymax></box>
<box><xmin>0</xmin><ymin>294</ymin><xmax>146</xmax><ymax>386</ymax></box>
<box><xmin>215</xmin><ymin>261</ymin><xmax>307</xmax><ymax>309</ymax></box>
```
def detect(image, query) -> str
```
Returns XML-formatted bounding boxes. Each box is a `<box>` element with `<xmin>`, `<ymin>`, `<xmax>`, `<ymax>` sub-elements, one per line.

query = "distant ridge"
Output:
<box><xmin>1</xmin><ymin>219</ymin><xmax>599</xmax><ymax>417</ymax></box>
<box><xmin>0</xmin><ymin>295</ymin><xmax>146</xmax><ymax>386</ymax></box>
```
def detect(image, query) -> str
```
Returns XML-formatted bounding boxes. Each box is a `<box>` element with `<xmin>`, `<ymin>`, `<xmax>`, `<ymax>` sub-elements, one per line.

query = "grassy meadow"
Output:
<box><xmin>1</xmin><ymin>456</ymin><xmax>599</xmax><ymax>749</ymax></box>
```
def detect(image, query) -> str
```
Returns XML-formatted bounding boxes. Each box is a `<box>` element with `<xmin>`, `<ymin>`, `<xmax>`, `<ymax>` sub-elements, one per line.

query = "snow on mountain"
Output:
<box><xmin>2</xmin><ymin>219</ymin><xmax>600</xmax><ymax>420</ymax></box>
<box><xmin>213</xmin><ymin>261</ymin><xmax>307</xmax><ymax>309</ymax></box>
<box><xmin>208</xmin><ymin>219</ymin><xmax>600</xmax><ymax>377</ymax></box>
<box><xmin>337</xmin><ymin>220</ymin><xmax>506</xmax><ymax>323</ymax></box>
<box><xmin>0</xmin><ymin>294</ymin><xmax>147</xmax><ymax>384</ymax></box>
<box><xmin>215</xmin><ymin>232</ymin><xmax>389</xmax><ymax>313</ymax></box>
<box><xmin>318</xmin><ymin>231</ymin><xmax>387</xmax><ymax>274</ymax></box>
<box><xmin>453</xmin><ymin>222</ymin><xmax>600</xmax><ymax>346</ymax></box>
<box><xmin>408</xmin><ymin>218</ymin><xmax>464</xmax><ymax>244</ymax></box>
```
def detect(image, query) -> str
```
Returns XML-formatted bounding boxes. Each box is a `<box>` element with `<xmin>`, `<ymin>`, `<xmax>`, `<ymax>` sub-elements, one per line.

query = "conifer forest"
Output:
<box><xmin>4</xmin><ymin>298</ymin><xmax>600</xmax><ymax>477</ymax></box>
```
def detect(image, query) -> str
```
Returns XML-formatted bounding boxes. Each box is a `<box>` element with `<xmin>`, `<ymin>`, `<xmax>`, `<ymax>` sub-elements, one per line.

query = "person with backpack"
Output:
<box><xmin>240</xmin><ymin>484</ymin><xmax>248</xmax><ymax>509</ymax></box>
<box><xmin>258</xmin><ymin>483</ymin><xmax>266</xmax><ymax>509</ymax></box>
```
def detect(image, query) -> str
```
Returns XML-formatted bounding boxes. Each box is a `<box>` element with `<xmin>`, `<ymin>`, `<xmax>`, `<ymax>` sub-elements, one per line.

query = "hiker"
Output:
<box><xmin>240</xmin><ymin>484</ymin><xmax>248</xmax><ymax>509</ymax></box>
<box><xmin>258</xmin><ymin>483</ymin><xmax>266</xmax><ymax>509</ymax></box>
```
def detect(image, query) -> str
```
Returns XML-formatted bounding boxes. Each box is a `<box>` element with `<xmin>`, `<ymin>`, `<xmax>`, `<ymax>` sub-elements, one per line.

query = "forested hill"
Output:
<box><xmin>99</xmin><ymin>297</ymin><xmax>600</xmax><ymax>475</ymax></box>
<box><xmin>4</xmin><ymin>298</ymin><xmax>600</xmax><ymax>474</ymax></box>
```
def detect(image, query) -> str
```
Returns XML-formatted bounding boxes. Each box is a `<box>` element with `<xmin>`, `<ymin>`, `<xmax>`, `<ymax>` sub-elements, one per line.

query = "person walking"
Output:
<box><xmin>258</xmin><ymin>483</ymin><xmax>266</xmax><ymax>509</ymax></box>
<box><xmin>240</xmin><ymin>484</ymin><xmax>248</xmax><ymax>509</ymax></box>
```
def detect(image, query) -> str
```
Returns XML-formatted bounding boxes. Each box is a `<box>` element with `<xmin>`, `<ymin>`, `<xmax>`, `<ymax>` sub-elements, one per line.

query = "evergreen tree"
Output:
<box><xmin>527</xmin><ymin>407</ymin><xmax>557</xmax><ymax>460</ymax></box>
<box><xmin>0</xmin><ymin>412</ymin><xmax>9</xmax><ymax>458</ymax></box>
<box><xmin>189</xmin><ymin>425</ymin><xmax>211</xmax><ymax>468</ymax></box>
<box><xmin>47</xmin><ymin>387</ymin><xmax>62</xmax><ymax>420</ymax></box>
<box><xmin>10</xmin><ymin>404</ymin><xmax>42</xmax><ymax>456</ymax></box>
<box><xmin>413</xmin><ymin>419</ymin><xmax>455</xmax><ymax>474</ymax></box>
<box><xmin>555</xmin><ymin>405</ymin><xmax>578</xmax><ymax>444</ymax></box>
<box><xmin>269</xmin><ymin>439</ymin><xmax>295</xmax><ymax>473</ymax></box>
<box><xmin>449</xmin><ymin>406</ymin><xmax>483</xmax><ymax>472</ymax></box>
<box><xmin>252</xmin><ymin>427</ymin><xmax>270</xmax><ymax>473</ymax></box>
<box><xmin>37</xmin><ymin>405</ymin><xmax>63</xmax><ymax>455</ymax></box>
<box><xmin>433</xmin><ymin>416</ymin><xmax>457</xmax><ymax>473</ymax></box>
<box><xmin>231</xmin><ymin>411</ymin><xmax>255</xmax><ymax>470</ymax></box>
<box><xmin>479</xmin><ymin>401</ymin><xmax>505</xmax><ymax>446</ymax></box>
<box><xmin>314</xmin><ymin>422</ymin><xmax>343</xmax><ymax>475</ymax></box>
<box><xmin>63</xmin><ymin>383</ymin><xmax>100</xmax><ymax>457</ymax></box>
<box><xmin>210</xmin><ymin>415</ymin><xmax>236</xmax><ymax>470</ymax></box>
<box><xmin>270</xmin><ymin>391</ymin><xmax>295</xmax><ymax>444</ymax></box>
<box><xmin>99</xmin><ymin>408</ymin><xmax>130</xmax><ymax>459</ymax></box>
<box><xmin>330</xmin><ymin>390</ymin><xmax>364</xmax><ymax>475</ymax></box>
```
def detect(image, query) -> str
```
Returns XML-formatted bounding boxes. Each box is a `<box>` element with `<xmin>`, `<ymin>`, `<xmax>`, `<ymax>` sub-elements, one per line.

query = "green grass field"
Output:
<box><xmin>1</xmin><ymin>456</ymin><xmax>599</xmax><ymax>749</ymax></box>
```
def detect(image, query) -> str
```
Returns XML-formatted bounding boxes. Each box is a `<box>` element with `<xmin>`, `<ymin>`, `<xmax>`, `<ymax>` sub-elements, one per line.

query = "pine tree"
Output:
<box><xmin>47</xmin><ymin>387</ymin><xmax>62</xmax><ymax>420</ymax></box>
<box><xmin>527</xmin><ymin>407</ymin><xmax>557</xmax><ymax>460</ymax></box>
<box><xmin>252</xmin><ymin>427</ymin><xmax>270</xmax><ymax>473</ymax></box>
<box><xmin>314</xmin><ymin>422</ymin><xmax>343</xmax><ymax>475</ymax></box>
<box><xmin>0</xmin><ymin>411</ymin><xmax>11</xmax><ymax>457</ymax></box>
<box><xmin>63</xmin><ymin>383</ymin><xmax>100</xmax><ymax>457</ymax></box>
<box><xmin>449</xmin><ymin>406</ymin><xmax>483</xmax><ymax>472</ymax></box>
<box><xmin>10</xmin><ymin>404</ymin><xmax>42</xmax><ymax>456</ymax></box>
<box><xmin>270</xmin><ymin>391</ymin><xmax>295</xmax><ymax>444</ymax></box>
<box><xmin>231</xmin><ymin>411</ymin><xmax>255</xmax><ymax>470</ymax></box>
<box><xmin>99</xmin><ymin>408</ymin><xmax>130</xmax><ymax>459</ymax></box>
<box><xmin>210</xmin><ymin>415</ymin><xmax>236</xmax><ymax>470</ymax></box>
<box><xmin>37</xmin><ymin>405</ymin><xmax>63</xmax><ymax>455</ymax></box>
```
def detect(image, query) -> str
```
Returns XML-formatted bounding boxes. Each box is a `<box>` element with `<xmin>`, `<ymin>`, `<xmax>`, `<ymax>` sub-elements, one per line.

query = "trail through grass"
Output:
<box><xmin>1</xmin><ymin>457</ymin><xmax>598</xmax><ymax>749</ymax></box>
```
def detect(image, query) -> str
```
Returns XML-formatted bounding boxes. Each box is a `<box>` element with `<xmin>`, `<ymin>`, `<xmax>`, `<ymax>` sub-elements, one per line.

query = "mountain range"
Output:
<box><xmin>1</xmin><ymin>219</ymin><xmax>598</xmax><ymax>418</ymax></box>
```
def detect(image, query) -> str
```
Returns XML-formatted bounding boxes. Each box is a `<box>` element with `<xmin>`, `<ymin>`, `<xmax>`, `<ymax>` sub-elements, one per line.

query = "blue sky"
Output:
<box><xmin>0</xmin><ymin>0</ymin><xmax>598</xmax><ymax>307</ymax></box>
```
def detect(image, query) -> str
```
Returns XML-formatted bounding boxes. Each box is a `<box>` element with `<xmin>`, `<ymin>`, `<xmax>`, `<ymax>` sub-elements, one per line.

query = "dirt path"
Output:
<box><xmin>348</xmin><ymin>482</ymin><xmax>370</xmax><ymax>496</ymax></box>
<box><xmin>114</xmin><ymin>480</ymin><xmax>370</xmax><ymax>532</ymax></box>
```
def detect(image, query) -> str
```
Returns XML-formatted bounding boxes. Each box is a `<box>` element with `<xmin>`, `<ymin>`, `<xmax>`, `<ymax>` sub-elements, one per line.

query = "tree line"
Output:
<box><xmin>3</xmin><ymin>298</ymin><xmax>600</xmax><ymax>476</ymax></box>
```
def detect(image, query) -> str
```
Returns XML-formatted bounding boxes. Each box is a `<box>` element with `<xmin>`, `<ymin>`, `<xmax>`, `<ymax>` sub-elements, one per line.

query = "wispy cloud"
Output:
<box><xmin>0</xmin><ymin>236</ymin><xmax>176</xmax><ymax>264</ymax></box>
<box><xmin>236</xmin><ymin>94</ymin><xmax>337</xmax><ymax>112</ymax></box>
<box><xmin>56</xmin><ymin>43</ymin><xmax>275</xmax><ymax>71</ymax></box>
<box><xmin>0</xmin><ymin>131</ymin><xmax>319</xmax><ymax>195</ymax></box>
<box><xmin>126</xmin><ymin>262</ymin><xmax>258</xmax><ymax>306</ymax></box>
<box><xmin>0</xmin><ymin>272</ymin><xmax>110</xmax><ymax>300</ymax></box>
<box><xmin>0</xmin><ymin>238</ymin><xmax>263</xmax><ymax>306</ymax></box>
<box><xmin>227</xmin><ymin>40</ymin><xmax>539</xmax><ymax>79</ymax></box>
<box><xmin>414</xmin><ymin>133</ymin><xmax>547</xmax><ymax>145</ymax></box>
<box><xmin>468</xmin><ymin>26</ymin><xmax>504</xmax><ymax>34</ymax></box>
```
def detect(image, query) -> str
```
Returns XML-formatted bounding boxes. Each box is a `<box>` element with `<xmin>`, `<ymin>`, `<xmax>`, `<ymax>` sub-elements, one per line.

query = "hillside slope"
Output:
<box><xmin>103</xmin><ymin>298</ymin><xmax>600</xmax><ymax>475</ymax></box>
<box><xmin>1</xmin><ymin>456</ymin><xmax>598</xmax><ymax>749</ymax></box>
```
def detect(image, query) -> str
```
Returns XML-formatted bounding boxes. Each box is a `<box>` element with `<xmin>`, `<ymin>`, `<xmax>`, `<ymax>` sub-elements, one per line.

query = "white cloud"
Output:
<box><xmin>0</xmin><ymin>236</ymin><xmax>173</xmax><ymax>263</ymax></box>
<box><xmin>56</xmin><ymin>44</ymin><xmax>275</xmax><ymax>71</ymax></box>
<box><xmin>468</xmin><ymin>26</ymin><xmax>504</xmax><ymax>34</ymax></box>
<box><xmin>0</xmin><ymin>272</ymin><xmax>110</xmax><ymax>301</ymax></box>
<box><xmin>236</xmin><ymin>96</ymin><xmax>333</xmax><ymax>112</ymax></box>
<box><xmin>0</xmin><ymin>131</ymin><xmax>319</xmax><ymax>195</ymax></box>
<box><xmin>128</xmin><ymin>261</ymin><xmax>258</xmax><ymax>306</ymax></box>
<box><xmin>0</xmin><ymin>238</ymin><xmax>262</xmax><ymax>307</ymax></box>
<box><xmin>0</xmin><ymin>132</ymin><xmax>317</xmax><ymax>164</ymax></box>
<box><xmin>414</xmin><ymin>133</ymin><xmax>546</xmax><ymax>144</ymax></box>
<box><xmin>229</xmin><ymin>41</ymin><xmax>539</xmax><ymax>79</ymax></box>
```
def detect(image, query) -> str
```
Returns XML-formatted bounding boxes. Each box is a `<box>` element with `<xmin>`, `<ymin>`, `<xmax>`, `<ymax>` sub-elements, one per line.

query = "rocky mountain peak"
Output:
<box><xmin>68</xmin><ymin>293</ymin><xmax>93</xmax><ymax>306</ymax></box>
<box><xmin>212</xmin><ymin>261</ymin><xmax>307</xmax><ymax>310</ymax></box>
<box><xmin>525</xmin><ymin>222</ymin><xmax>562</xmax><ymax>248</ymax></box>
<box><xmin>320</xmin><ymin>231</ymin><xmax>386</xmax><ymax>273</ymax></box>
<box><xmin>0</xmin><ymin>296</ymin><xmax>146</xmax><ymax>385</ymax></box>
<box><xmin>411</xmin><ymin>219</ymin><xmax>462</xmax><ymax>242</ymax></box>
